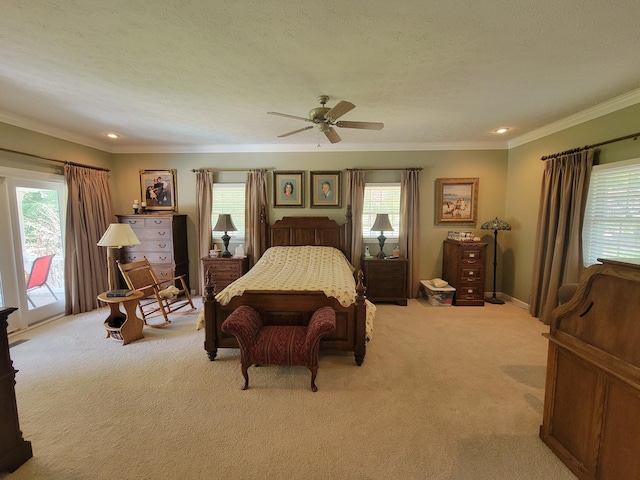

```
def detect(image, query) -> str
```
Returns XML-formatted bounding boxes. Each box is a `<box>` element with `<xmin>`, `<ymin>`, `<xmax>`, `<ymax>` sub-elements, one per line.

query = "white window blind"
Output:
<box><xmin>362</xmin><ymin>183</ymin><xmax>401</xmax><ymax>238</ymax></box>
<box><xmin>212</xmin><ymin>183</ymin><xmax>246</xmax><ymax>240</ymax></box>
<box><xmin>583</xmin><ymin>158</ymin><xmax>640</xmax><ymax>266</ymax></box>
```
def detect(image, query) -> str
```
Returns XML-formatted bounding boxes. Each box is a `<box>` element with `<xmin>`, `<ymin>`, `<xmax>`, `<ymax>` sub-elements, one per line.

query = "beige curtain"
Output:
<box><xmin>245</xmin><ymin>169</ymin><xmax>268</xmax><ymax>265</ymax></box>
<box><xmin>400</xmin><ymin>169</ymin><xmax>421</xmax><ymax>298</ymax></box>
<box><xmin>529</xmin><ymin>149</ymin><xmax>594</xmax><ymax>324</ymax></box>
<box><xmin>195</xmin><ymin>170</ymin><xmax>214</xmax><ymax>295</ymax></box>
<box><xmin>346</xmin><ymin>169</ymin><xmax>366</xmax><ymax>272</ymax></box>
<box><xmin>64</xmin><ymin>164</ymin><xmax>113</xmax><ymax>314</ymax></box>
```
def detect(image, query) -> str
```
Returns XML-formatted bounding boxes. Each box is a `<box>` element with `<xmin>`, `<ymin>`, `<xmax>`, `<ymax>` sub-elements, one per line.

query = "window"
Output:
<box><xmin>583</xmin><ymin>158</ymin><xmax>640</xmax><ymax>266</ymax></box>
<box><xmin>212</xmin><ymin>183</ymin><xmax>246</xmax><ymax>240</ymax></box>
<box><xmin>362</xmin><ymin>183</ymin><xmax>401</xmax><ymax>238</ymax></box>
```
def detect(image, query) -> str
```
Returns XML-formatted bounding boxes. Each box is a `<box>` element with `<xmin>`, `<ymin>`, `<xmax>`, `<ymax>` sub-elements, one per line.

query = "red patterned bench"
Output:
<box><xmin>221</xmin><ymin>305</ymin><xmax>337</xmax><ymax>392</ymax></box>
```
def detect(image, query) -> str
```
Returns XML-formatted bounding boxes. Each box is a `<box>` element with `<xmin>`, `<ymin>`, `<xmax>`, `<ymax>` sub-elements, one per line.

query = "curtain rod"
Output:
<box><xmin>540</xmin><ymin>131</ymin><xmax>640</xmax><ymax>161</ymax></box>
<box><xmin>191</xmin><ymin>168</ymin><xmax>269</xmax><ymax>173</ymax></box>
<box><xmin>345</xmin><ymin>167</ymin><xmax>423</xmax><ymax>172</ymax></box>
<box><xmin>0</xmin><ymin>147</ymin><xmax>110</xmax><ymax>172</ymax></box>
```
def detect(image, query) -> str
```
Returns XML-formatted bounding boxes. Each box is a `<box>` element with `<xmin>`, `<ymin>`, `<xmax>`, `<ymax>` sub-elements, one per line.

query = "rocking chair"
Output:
<box><xmin>117</xmin><ymin>257</ymin><xmax>195</xmax><ymax>327</ymax></box>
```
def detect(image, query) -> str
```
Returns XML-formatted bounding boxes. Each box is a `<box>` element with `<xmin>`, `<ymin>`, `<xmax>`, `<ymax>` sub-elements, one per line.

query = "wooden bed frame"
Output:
<box><xmin>203</xmin><ymin>206</ymin><xmax>368</xmax><ymax>365</ymax></box>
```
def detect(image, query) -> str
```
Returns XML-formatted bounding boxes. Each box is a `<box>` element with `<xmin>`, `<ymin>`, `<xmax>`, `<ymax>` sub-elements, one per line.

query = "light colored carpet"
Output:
<box><xmin>2</xmin><ymin>297</ymin><xmax>575</xmax><ymax>480</ymax></box>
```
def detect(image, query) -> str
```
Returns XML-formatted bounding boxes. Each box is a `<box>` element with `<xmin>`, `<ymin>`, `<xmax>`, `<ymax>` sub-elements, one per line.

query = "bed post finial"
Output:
<box><xmin>205</xmin><ymin>268</ymin><xmax>216</xmax><ymax>299</ymax></box>
<box><xmin>259</xmin><ymin>204</ymin><xmax>268</xmax><ymax>258</ymax></box>
<box><xmin>344</xmin><ymin>204</ymin><xmax>353</xmax><ymax>262</ymax></box>
<box><xmin>355</xmin><ymin>269</ymin><xmax>366</xmax><ymax>301</ymax></box>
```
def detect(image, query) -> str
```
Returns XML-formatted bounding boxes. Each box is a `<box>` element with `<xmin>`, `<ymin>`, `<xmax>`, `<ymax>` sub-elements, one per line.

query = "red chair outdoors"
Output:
<box><xmin>25</xmin><ymin>254</ymin><xmax>59</xmax><ymax>307</ymax></box>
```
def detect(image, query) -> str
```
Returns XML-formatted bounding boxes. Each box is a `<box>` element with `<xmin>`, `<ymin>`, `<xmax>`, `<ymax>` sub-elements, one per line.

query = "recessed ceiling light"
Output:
<box><xmin>493</xmin><ymin>127</ymin><xmax>510</xmax><ymax>134</ymax></box>
<box><xmin>105</xmin><ymin>133</ymin><xmax>120</xmax><ymax>139</ymax></box>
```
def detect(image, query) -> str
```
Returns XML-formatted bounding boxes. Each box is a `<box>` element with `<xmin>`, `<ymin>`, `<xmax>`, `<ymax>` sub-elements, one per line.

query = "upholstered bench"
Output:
<box><xmin>221</xmin><ymin>305</ymin><xmax>336</xmax><ymax>392</ymax></box>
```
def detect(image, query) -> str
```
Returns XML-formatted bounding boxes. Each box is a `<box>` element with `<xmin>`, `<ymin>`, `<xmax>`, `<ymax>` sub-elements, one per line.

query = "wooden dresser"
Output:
<box><xmin>540</xmin><ymin>259</ymin><xmax>640</xmax><ymax>480</ymax></box>
<box><xmin>362</xmin><ymin>257</ymin><xmax>408</xmax><ymax>306</ymax></box>
<box><xmin>201</xmin><ymin>256</ymin><xmax>250</xmax><ymax>293</ymax></box>
<box><xmin>0</xmin><ymin>308</ymin><xmax>32</xmax><ymax>473</ymax></box>
<box><xmin>116</xmin><ymin>214</ymin><xmax>189</xmax><ymax>290</ymax></box>
<box><xmin>441</xmin><ymin>239</ymin><xmax>486</xmax><ymax>306</ymax></box>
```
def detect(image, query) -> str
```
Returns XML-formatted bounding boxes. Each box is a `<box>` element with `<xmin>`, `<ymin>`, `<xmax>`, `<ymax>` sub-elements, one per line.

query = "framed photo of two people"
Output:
<box><xmin>311</xmin><ymin>171</ymin><xmax>341</xmax><ymax>208</ymax></box>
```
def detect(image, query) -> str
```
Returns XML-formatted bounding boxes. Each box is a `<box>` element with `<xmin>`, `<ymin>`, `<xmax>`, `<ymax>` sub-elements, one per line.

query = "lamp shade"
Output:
<box><xmin>213</xmin><ymin>214</ymin><xmax>237</xmax><ymax>233</ymax></box>
<box><xmin>371</xmin><ymin>214</ymin><xmax>393</xmax><ymax>232</ymax></box>
<box><xmin>480</xmin><ymin>217</ymin><xmax>512</xmax><ymax>231</ymax></box>
<box><xmin>97</xmin><ymin>223</ymin><xmax>141</xmax><ymax>247</ymax></box>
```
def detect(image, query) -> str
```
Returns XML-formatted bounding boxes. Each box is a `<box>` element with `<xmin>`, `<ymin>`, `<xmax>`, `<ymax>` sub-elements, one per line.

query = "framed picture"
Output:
<box><xmin>273</xmin><ymin>171</ymin><xmax>304</xmax><ymax>207</ymax></box>
<box><xmin>435</xmin><ymin>178</ymin><xmax>479</xmax><ymax>225</ymax></box>
<box><xmin>310</xmin><ymin>171</ymin><xmax>341</xmax><ymax>208</ymax></box>
<box><xmin>140</xmin><ymin>169</ymin><xmax>177</xmax><ymax>211</ymax></box>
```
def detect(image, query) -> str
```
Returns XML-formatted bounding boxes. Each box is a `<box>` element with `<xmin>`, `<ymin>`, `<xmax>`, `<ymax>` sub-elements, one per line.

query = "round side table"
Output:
<box><xmin>97</xmin><ymin>291</ymin><xmax>145</xmax><ymax>345</ymax></box>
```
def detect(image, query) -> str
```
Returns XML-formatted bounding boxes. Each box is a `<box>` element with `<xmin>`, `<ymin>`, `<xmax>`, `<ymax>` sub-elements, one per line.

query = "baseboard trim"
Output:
<box><xmin>500</xmin><ymin>293</ymin><xmax>529</xmax><ymax>310</ymax></box>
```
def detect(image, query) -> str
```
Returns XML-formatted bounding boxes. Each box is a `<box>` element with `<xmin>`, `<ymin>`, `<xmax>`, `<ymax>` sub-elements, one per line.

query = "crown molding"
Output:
<box><xmin>508</xmin><ymin>87</ymin><xmax>640</xmax><ymax>149</ymax></box>
<box><xmin>110</xmin><ymin>141</ymin><xmax>508</xmax><ymax>154</ymax></box>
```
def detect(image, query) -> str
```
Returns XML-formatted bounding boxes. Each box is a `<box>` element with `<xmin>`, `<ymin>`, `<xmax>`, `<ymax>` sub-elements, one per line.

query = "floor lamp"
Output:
<box><xmin>97</xmin><ymin>224</ymin><xmax>141</xmax><ymax>291</ymax></box>
<box><xmin>480</xmin><ymin>217</ymin><xmax>511</xmax><ymax>305</ymax></box>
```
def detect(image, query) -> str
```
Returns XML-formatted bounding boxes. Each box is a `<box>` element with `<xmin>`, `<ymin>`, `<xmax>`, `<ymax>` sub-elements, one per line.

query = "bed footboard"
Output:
<box><xmin>203</xmin><ymin>272</ymin><xmax>367</xmax><ymax>365</ymax></box>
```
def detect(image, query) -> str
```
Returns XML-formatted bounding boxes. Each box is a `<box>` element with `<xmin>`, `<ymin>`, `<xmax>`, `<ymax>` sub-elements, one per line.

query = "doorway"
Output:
<box><xmin>0</xmin><ymin>168</ymin><xmax>66</xmax><ymax>332</ymax></box>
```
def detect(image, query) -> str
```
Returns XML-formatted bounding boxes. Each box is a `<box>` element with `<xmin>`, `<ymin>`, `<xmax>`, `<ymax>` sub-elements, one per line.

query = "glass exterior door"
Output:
<box><xmin>0</xmin><ymin>169</ymin><xmax>65</xmax><ymax>332</ymax></box>
<box><xmin>18</xmin><ymin>186</ymin><xmax>65</xmax><ymax>311</ymax></box>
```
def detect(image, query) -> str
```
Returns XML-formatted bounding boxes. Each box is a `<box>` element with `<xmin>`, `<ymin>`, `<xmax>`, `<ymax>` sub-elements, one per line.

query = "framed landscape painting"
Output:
<box><xmin>140</xmin><ymin>169</ymin><xmax>177</xmax><ymax>211</ymax></box>
<box><xmin>435</xmin><ymin>177</ymin><xmax>478</xmax><ymax>225</ymax></box>
<box><xmin>273</xmin><ymin>170</ymin><xmax>304</xmax><ymax>207</ymax></box>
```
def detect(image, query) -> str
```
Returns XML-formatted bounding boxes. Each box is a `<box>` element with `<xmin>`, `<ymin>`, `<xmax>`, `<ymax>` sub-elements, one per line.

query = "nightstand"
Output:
<box><xmin>201</xmin><ymin>256</ymin><xmax>250</xmax><ymax>293</ymax></box>
<box><xmin>362</xmin><ymin>257</ymin><xmax>408</xmax><ymax>306</ymax></box>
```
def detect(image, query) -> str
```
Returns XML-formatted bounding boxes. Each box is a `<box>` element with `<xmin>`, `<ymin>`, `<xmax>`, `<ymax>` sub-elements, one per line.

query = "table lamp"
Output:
<box><xmin>480</xmin><ymin>217</ymin><xmax>511</xmax><ymax>304</ymax></box>
<box><xmin>371</xmin><ymin>214</ymin><xmax>393</xmax><ymax>259</ymax></box>
<box><xmin>213</xmin><ymin>214</ymin><xmax>237</xmax><ymax>258</ymax></box>
<box><xmin>97</xmin><ymin>223</ymin><xmax>141</xmax><ymax>291</ymax></box>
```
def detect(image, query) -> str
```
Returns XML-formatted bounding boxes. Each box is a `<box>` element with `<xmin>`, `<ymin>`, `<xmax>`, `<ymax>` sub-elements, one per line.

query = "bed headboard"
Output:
<box><xmin>259</xmin><ymin>206</ymin><xmax>353</xmax><ymax>261</ymax></box>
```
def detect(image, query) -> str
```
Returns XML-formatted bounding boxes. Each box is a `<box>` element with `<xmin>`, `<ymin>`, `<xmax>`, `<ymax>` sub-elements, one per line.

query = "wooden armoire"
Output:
<box><xmin>0</xmin><ymin>308</ymin><xmax>32</xmax><ymax>473</ymax></box>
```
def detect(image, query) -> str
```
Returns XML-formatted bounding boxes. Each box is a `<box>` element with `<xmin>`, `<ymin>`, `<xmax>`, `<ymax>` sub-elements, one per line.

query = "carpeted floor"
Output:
<box><xmin>2</xmin><ymin>297</ymin><xmax>575</xmax><ymax>479</ymax></box>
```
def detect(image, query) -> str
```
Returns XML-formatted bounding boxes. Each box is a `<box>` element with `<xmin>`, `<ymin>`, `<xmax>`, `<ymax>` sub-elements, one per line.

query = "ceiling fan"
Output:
<box><xmin>267</xmin><ymin>95</ymin><xmax>384</xmax><ymax>144</ymax></box>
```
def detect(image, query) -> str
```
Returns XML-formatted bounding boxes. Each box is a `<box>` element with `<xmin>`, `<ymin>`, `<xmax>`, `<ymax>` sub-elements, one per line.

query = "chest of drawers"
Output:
<box><xmin>442</xmin><ymin>239</ymin><xmax>487</xmax><ymax>306</ymax></box>
<box><xmin>116</xmin><ymin>214</ymin><xmax>189</xmax><ymax>289</ymax></box>
<box><xmin>201</xmin><ymin>256</ymin><xmax>250</xmax><ymax>293</ymax></box>
<box><xmin>362</xmin><ymin>257</ymin><xmax>408</xmax><ymax>306</ymax></box>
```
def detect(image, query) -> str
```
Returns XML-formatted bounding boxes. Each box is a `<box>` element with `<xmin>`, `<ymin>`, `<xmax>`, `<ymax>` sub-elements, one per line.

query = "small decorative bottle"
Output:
<box><xmin>392</xmin><ymin>246</ymin><xmax>400</xmax><ymax>257</ymax></box>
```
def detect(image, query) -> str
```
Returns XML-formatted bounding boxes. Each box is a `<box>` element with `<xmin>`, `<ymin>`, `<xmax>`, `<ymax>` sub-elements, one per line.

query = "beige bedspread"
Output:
<box><xmin>214</xmin><ymin>246</ymin><xmax>375</xmax><ymax>339</ymax></box>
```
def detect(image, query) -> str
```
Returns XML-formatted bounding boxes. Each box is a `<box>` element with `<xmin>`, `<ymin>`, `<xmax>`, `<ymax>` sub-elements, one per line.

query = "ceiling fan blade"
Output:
<box><xmin>336</xmin><ymin>120</ymin><xmax>384</xmax><ymax>130</ymax></box>
<box><xmin>324</xmin><ymin>101</ymin><xmax>355</xmax><ymax>121</ymax></box>
<box><xmin>268</xmin><ymin>112</ymin><xmax>311</xmax><ymax>122</ymax></box>
<box><xmin>324</xmin><ymin>127</ymin><xmax>342</xmax><ymax>143</ymax></box>
<box><xmin>277</xmin><ymin>125</ymin><xmax>314</xmax><ymax>138</ymax></box>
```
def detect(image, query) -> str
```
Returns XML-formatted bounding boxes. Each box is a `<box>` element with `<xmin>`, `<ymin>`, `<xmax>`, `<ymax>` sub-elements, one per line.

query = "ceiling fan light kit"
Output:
<box><xmin>268</xmin><ymin>95</ymin><xmax>384</xmax><ymax>144</ymax></box>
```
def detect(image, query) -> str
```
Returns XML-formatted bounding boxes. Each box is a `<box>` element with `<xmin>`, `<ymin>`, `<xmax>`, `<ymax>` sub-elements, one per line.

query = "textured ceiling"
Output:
<box><xmin>1</xmin><ymin>0</ymin><xmax>640</xmax><ymax>153</ymax></box>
